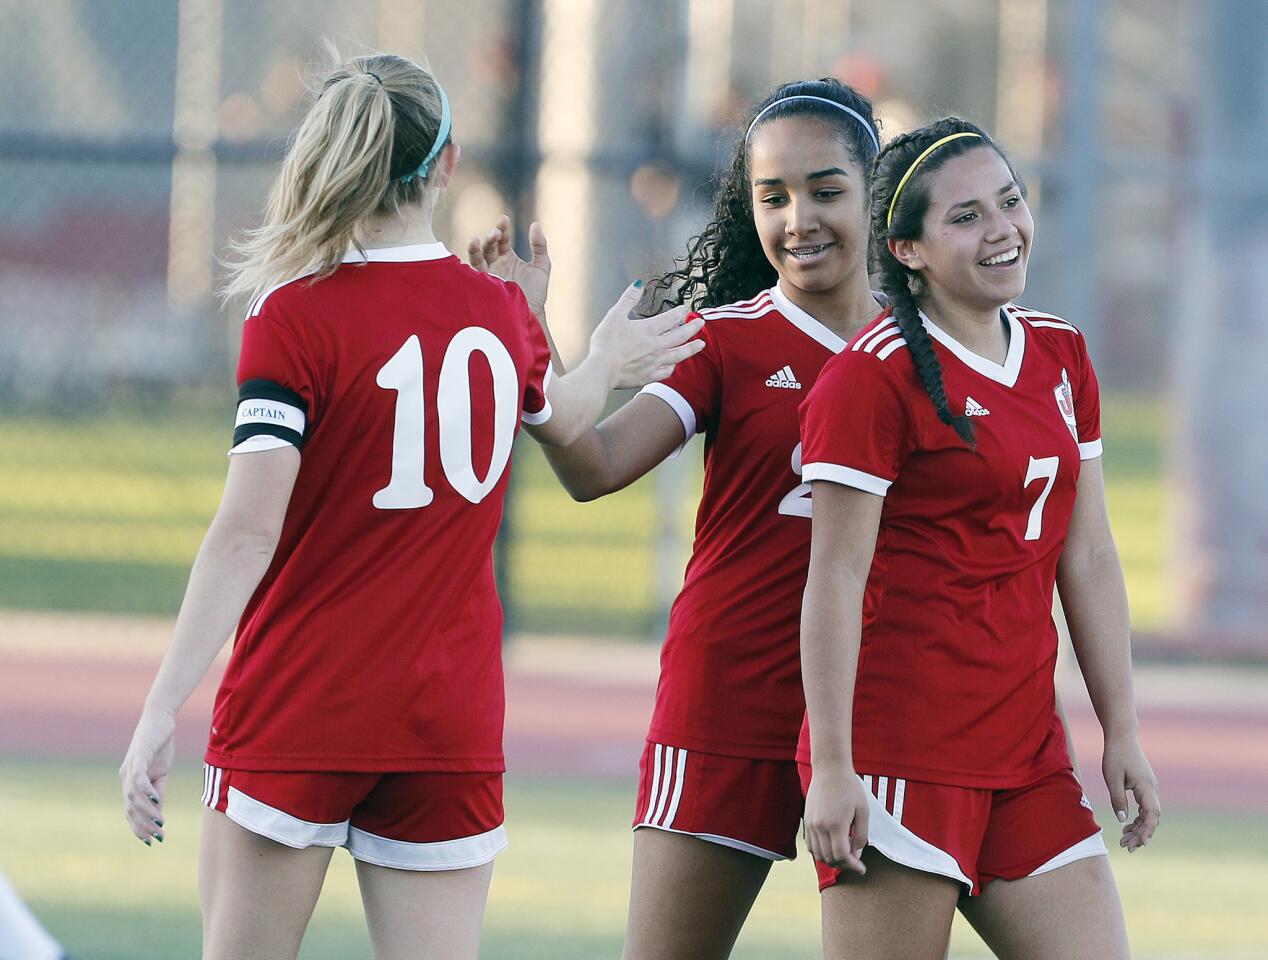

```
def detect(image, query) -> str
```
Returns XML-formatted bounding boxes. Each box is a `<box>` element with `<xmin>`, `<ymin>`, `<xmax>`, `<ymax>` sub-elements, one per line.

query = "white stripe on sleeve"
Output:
<box><xmin>639</xmin><ymin>382</ymin><xmax>697</xmax><ymax>444</ymax></box>
<box><xmin>801</xmin><ymin>462</ymin><xmax>892</xmax><ymax>496</ymax></box>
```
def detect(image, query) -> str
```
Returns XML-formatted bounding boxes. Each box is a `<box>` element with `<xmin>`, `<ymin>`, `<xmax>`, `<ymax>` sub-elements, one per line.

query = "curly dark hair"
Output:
<box><xmin>646</xmin><ymin>78</ymin><xmax>880</xmax><ymax>313</ymax></box>
<box><xmin>870</xmin><ymin>116</ymin><xmax>1026</xmax><ymax>446</ymax></box>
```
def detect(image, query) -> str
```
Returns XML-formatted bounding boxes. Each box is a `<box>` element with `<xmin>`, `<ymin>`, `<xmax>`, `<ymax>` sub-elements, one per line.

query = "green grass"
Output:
<box><xmin>2</xmin><ymin>759</ymin><xmax>1264</xmax><ymax>959</ymax></box>
<box><xmin>0</xmin><ymin>397</ymin><xmax>1170</xmax><ymax>634</ymax></box>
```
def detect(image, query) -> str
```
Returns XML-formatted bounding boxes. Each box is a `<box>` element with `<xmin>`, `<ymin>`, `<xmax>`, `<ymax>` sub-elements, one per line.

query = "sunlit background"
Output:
<box><xmin>1</xmin><ymin>1</ymin><xmax>1265</xmax><ymax>958</ymax></box>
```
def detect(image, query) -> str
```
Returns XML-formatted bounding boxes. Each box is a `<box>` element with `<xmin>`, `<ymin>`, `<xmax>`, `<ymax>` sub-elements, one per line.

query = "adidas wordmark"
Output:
<box><xmin>965</xmin><ymin>396</ymin><xmax>991</xmax><ymax>416</ymax></box>
<box><xmin>765</xmin><ymin>365</ymin><xmax>802</xmax><ymax>389</ymax></box>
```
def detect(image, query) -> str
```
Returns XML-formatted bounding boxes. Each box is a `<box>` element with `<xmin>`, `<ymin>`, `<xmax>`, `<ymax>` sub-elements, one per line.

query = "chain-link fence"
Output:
<box><xmin>2</xmin><ymin>0</ymin><xmax>1264</xmax><ymax>653</ymax></box>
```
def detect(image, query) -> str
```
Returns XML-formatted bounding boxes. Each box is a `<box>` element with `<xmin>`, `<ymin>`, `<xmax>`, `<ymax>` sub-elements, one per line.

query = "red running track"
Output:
<box><xmin>2</xmin><ymin>650</ymin><xmax>1266</xmax><ymax>816</ymax></box>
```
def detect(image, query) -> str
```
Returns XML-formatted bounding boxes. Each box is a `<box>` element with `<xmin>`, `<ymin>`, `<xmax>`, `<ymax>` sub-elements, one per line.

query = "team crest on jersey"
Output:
<box><xmin>1053</xmin><ymin>368</ymin><xmax>1078</xmax><ymax>441</ymax></box>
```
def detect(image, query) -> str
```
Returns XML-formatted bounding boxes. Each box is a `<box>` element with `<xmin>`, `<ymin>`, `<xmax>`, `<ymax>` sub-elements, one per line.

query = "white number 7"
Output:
<box><xmin>1023</xmin><ymin>455</ymin><xmax>1060</xmax><ymax>541</ymax></box>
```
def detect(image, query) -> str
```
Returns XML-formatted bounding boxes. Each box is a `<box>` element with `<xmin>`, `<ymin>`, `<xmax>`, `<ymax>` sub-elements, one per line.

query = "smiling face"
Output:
<box><xmin>892</xmin><ymin>145</ymin><xmax>1034</xmax><ymax>314</ymax></box>
<box><xmin>748</xmin><ymin>116</ymin><xmax>870</xmax><ymax>298</ymax></box>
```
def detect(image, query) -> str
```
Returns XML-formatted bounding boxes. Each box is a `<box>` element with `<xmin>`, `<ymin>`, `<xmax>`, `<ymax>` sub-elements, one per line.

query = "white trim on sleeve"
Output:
<box><xmin>639</xmin><ymin>382</ymin><xmax>696</xmax><ymax>442</ymax></box>
<box><xmin>521</xmin><ymin>365</ymin><xmax>555</xmax><ymax>425</ymax></box>
<box><xmin>639</xmin><ymin>382</ymin><xmax>698</xmax><ymax>460</ymax></box>
<box><xmin>1078</xmin><ymin>438</ymin><xmax>1103</xmax><ymax>460</ymax></box>
<box><xmin>346</xmin><ymin>824</ymin><xmax>508</xmax><ymax>871</ymax></box>
<box><xmin>801</xmin><ymin>462</ymin><xmax>892</xmax><ymax>496</ymax></box>
<box><xmin>227</xmin><ymin>434</ymin><xmax>295</xmax><ymax>456</ymax></box>
<box><xmin>224</xmin><ymin>787</ymin><xmax>348</xmax><ymax>849</ymax></box>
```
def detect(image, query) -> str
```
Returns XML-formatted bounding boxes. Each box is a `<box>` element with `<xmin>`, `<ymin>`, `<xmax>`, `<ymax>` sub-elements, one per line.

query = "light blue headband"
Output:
<box><xmin>398</xmin><ymin>82</ymin><xmax>452</xmax><ymax>183</ymax></box>
<box><xmin>744</xmin><ymin>95</ymin><xmax>880</xmax><ymax>154</ymax></box>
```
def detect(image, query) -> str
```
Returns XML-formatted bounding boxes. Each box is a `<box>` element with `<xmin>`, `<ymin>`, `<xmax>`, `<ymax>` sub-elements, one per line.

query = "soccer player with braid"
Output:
<box><xmin>117</xmin><ymin>51</ymin><xmax>701</xmax><ymax>960</ymax></box>
<box><xmin>799</xmin><ymin>117</ymin><xmax>1161</xmax><ymax>959</ymax></box>
<box><xmin>471</xmin><ymin>80</ymin><xmax>886</xmax><ymax>958</ymax></box>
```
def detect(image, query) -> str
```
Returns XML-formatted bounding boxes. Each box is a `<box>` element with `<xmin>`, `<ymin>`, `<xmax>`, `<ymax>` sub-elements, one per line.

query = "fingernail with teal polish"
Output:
<box><xmin>153</xmin><ymin>819</ymin><xmax>164</xmax><ymax>828</ymax></box>
<box><xmin>633</xmin><ymin>279</ymin><xmax>643</xmax><ymax>288</ymax></box>
<box><xmin>155</xmin><ymin>835</ymin><xmax>164</xmax><ymax>843</ymax></box>
<box><xmin>143</xmin><ymin>838</ymin><xmax>151</xmax><ymax>847</ymax></box>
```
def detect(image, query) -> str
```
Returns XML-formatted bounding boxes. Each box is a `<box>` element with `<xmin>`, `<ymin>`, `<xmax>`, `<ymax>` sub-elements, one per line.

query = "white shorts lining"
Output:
<box><xmin>223</xmin><ymin>786</ymin><xmax>348</xmax><ymax>849</ymax></box>
<box><xmin>632</xmin><ymin>822</ymin><xmax>788</xmax><ymax>861</ymax></box>
<box><xmin>346</xmin><ymin>824</ymin><xmax>508</xmax><ymax>871</ymax></box>
<box><xmin>1028</xmin><ymin>830</ymin><xmax>1107</xmax><ymax>877</ymax></box>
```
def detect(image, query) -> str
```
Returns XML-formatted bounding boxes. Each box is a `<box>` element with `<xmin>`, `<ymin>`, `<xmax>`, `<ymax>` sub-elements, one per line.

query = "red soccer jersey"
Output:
<box><xmin>640</xmin><ymin>284</ymin><xmax>863</xmax><ymax>760</ymax></box>
<box><xmin>205</xmin><ymin>242</ymin><xmax>552</xmax><ymax>773</ymax></box>
<box><xmin>797</xmin><ymin>304</ymin><xmax>1102</xmax><ymax>788</ymax></box>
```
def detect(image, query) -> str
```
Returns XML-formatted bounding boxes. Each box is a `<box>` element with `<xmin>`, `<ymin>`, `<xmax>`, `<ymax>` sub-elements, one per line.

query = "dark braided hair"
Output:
<box><xmin>647</xmin><ymin>78</ymin><xmax>880</xmax><ymax>313</ymax></box>
<box><xmin>870</xmin><ymin>117</ymin><xmax>1026</xmax><ymax>446</ymax></box>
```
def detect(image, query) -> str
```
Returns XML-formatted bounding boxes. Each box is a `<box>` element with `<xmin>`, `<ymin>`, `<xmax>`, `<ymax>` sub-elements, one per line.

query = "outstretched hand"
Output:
<box><xmin>589</xmin><ymin>283</ymin><xmax>705</xmax><ymax>390</ymax></box>
<box><xmin>467</xmin><ymin>215</ymin><xmax>550</xmax><ymax>318</ymax></box>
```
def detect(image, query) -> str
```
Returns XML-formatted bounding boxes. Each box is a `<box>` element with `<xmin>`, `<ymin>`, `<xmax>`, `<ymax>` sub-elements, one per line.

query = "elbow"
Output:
<box><xmin>559</xmin><ymin>474</ymin><xmax>611</xmax><ymax>502</ymax></box>
<box><xmin>204</xmin><ymin>517</ymin><xmax>283</xmax><ymax>567</ymax></box>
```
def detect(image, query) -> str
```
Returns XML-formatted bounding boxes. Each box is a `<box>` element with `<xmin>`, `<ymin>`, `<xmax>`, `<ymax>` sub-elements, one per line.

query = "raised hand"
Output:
<box><xmin>119</xmin><ymin>709</ymin><xmax>175</xmax><ymax>846</ymax></box>
<box><xmin>803</xmin><ymin>764</ymin><xmax>870</xmax><ymax>875</ymax></box>
<box><xmin>1103</xmin><ymin>735</ymin><xmax>1161</xmax><ymax>852</ymax></box>
<box><xmin>589</xmin><ymin>283</ymin><xmax>705</xmax><ymax>390</ymax></box>
<box><xmin>466</xmin><ymin>215</ymin><xmax>550</xmax><ymax>318</ymax></box>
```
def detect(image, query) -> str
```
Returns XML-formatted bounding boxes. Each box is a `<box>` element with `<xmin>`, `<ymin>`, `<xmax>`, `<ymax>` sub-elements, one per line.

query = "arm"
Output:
<box><xmin>800</xmin><ymin>481</ymin><xmax>884</xmax><ymax>874</ymax></box>
<box><xmin>468</xmin><ymin>216</ymin><xmax>704</xmax><ymax>479</ymax></box>
<box><xmin>119</xmin><ymin>446</ymin><xmax>300</xmax><ymax>844</ymax></box>
<box><xmin>1056</xmin><ymin>456</ymin><xmax>1160</xmax><ymax>851</ymax></box>
<box><xmin>523</xmin><ymin>285</ymin><xmax>702</xmax><ymax>447</ymax></box>
<box><xmin>540</xmin><ymin>394</ymin><xmax>685</xmax><ymax>501</ymax></box>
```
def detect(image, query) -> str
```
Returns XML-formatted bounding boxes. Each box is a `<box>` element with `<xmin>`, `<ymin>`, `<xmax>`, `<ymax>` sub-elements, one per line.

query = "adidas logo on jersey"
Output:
<box><xmin>765</xmin><ymin>365</ymin><xmax>802</xmax><ymax>389</ymax></box>
<box><xmin>964</xmin><ymin>396</ymin><xmax>991</xmax><ymax>417</ymax></box>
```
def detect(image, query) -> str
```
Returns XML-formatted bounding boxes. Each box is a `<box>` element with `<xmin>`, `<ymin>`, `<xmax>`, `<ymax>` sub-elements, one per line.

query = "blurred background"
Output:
<box><xmin>1</xmin><ymin>1</ymin><xmax>1265</xmax><ymax>958</ymax></box>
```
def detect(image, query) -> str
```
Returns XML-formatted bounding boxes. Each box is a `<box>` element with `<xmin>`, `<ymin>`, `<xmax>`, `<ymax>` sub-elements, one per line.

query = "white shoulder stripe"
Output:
<box><xmin>876</xmin><ymin>338</ymin><xmax>909</xmax><ymax>361</ymax></box>
<box><xmin>701</xmin><ymin>307</ymin><xmax>776</xmax><ymax>321</ymax></box>
<box><xmin>863</xmin><ymin>329</ymin><xmax>904</xmax><ymax>356</ymax></box>
<box><xmin>700</xmin><ymin>295</ymin><xmax>773</xmax><ymax>319</ymax></box>
<box><xmin>1013</xmin><ymin>306</ymin><xmax>1066</xmax><ymax>322</ymax></box>
<box><xmin>856</xmin><ymin>319</ymin><xmax>899</xmax><ymax>353</ymax></box>
<box><xmin>1026</xmin><ymin>319</ymin><xmax>1080</xmax><ymax>333</ymax></box>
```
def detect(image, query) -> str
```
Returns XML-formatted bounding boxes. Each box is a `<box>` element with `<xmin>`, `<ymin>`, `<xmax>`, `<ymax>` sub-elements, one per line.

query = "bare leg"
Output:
<box><xmin>355</xmin><ymin>859</ymin><xmax>494</xmax><ymax>960</ymax></box>
<box><xmin>821</xmin><ymin>848</ymin><xmax>962</xmax><ymax>960</ymax></box>
<box><xmin>957</xmin><ymin>855</ymin><xmax>1129</xmax><ymax>960</ymax></box>
<box><xmin>199</xmin><ymin>808</ymin><xmax>334</xmax><ymax>960</ymax></box>
<box><xmin>622</xmin><ymin>829</ymin><xmax>773</xmax><ymax>960</ymax></box>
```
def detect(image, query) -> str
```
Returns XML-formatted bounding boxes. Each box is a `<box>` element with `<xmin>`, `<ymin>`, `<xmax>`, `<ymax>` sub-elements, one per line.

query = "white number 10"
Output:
<box><xmin>373</xmin><ymin>329</ymin><xmax>519</xmax><ymax>510</ymax></box>
<box><xmin>1022</xmin><ymin>455</ymin><xmax>1060</xmax><ymax>541</ymax></box>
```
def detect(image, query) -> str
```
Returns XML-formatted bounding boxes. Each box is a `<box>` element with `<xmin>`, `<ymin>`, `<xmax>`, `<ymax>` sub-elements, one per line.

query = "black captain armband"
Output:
<box><xmin>229</xmin><ymin>379</ymin><xmax>309</xmax><ymax>454</ymax></box>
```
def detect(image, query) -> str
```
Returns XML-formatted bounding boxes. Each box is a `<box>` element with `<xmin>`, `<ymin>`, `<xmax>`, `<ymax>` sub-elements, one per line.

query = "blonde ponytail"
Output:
<box><xmin>222</xmin><ymin>52</ymin><xmax>449</xmax><ymax>304</ymax></box>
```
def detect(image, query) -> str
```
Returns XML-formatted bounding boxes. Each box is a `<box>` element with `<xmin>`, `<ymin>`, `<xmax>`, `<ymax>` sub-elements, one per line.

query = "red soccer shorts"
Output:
<box><xmin>632</xmin><ymin>741</ymin><xmax>804</xmax><ymax>860</ymax></box>
<box><xmin>798</xmin><ymin>762</ymin><xmax>1104</xmax><ymax>894</ymax></box>
<box><xmin>201</xmin><ymin>764</ymin><xmax>506</xmax><ymax>871</ymax></box>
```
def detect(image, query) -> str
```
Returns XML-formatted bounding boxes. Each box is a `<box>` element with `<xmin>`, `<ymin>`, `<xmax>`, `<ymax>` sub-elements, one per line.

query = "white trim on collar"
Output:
<box><xmin>342</xmin><ymin>242</ymin><xmax>452</xmax><ymax>264</ymax></box>
<box><xmin>769</xmin><ymin>283</ymin><xmax>848</xmax><ymax>354</ymax></box>
<box><xmin>921</xmin><ymin>309</ymin><xmax>1025</xmax><ymax>388</ymax></box>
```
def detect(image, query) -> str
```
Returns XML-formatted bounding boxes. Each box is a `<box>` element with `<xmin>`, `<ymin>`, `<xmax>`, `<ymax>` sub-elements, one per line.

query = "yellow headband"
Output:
<box><xmin>886</xmin><ymin>132</ymin><xmax>984</xmax><ymax>228</ymax></box>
